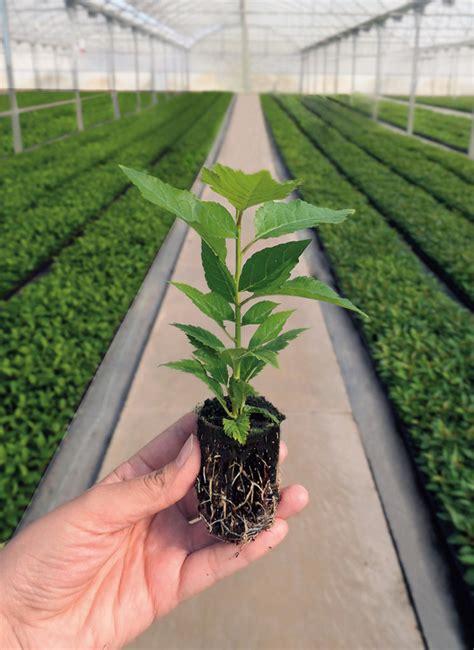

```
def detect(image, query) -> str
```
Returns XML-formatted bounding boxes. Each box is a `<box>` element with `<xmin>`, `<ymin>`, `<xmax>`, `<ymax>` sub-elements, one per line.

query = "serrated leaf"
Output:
<box><xmin>164</xmin><ymin>359</ymin><xmax>225</xmax><ymax>403</ymax></box>
<box><xmin>171</xmin><ymin>283</ymin><xmax>233</xmax><ymax>325</ymax></box>
<box><xmin>242</xmin><ymin>300</ymin><xmax>280</xmax><ymax>325</ymax></box>
<box><xmin>254</xmin><ymin>276</ymin><xmax>368</xmax><ymax>319</ymax></box>
<box><xmin>259</xmin><ymin>327</ymin><xmax>307</xmax><ymax>354</ymax></box>
<box><xmin>244</xmin><ymin>328</ymin><xmax>307</xmax><ymax>377</ymax></box>
<box><xmin>228</xmin><ymin>376</ymin><xmax>255</xmax><ymax>413</ymax></box>
<box><xmin>193</xmin><ymin>348</ymin><xmax>229</xmax><ymax>385</ymax></box>
<box><xmin>172</xmin><ymin>323</ymin><xmax>225</xmax><ymax>351</ymax></box>
<box><xmin>223</xmin><ymin>413</ymin><xmax>251</xmax><ymax>444</ymax></box>
<box><xmin>201</xmin><ymin>241</ymin><xmax>235</xmax><ymax>303</ymax></box>
<box><xmin>244</xmin><ymin>405</ymin><xmax>281</xmax><ymax>425</ymax></box>
<box><xmin>239</xmin><ymin>353</ymin><xmax>266</xmax><ymax>381</ymax></box>
<box><xmin>239</xmin><ymin>239</ymin><xmax>310</xmax><ymax>292</ymax></box>
<box><xmin>201</xmin><ymin>163</ymin><xmax>300</xmax><ymax>211</ymax></box>
<box><xmin>220</xmin><ymin>347</ymin><xmax>249</xmax><ymax>368</ymax></box>
<box><xmin>251</xmin><ymin>348</ymin><xmax>279</xmax><ymax>368</ymax></box>
<box><xmin>255</xmin><ymin>200</ymin><xmax>353</xmax><ymax>240</ymax></box>
<box><xmin>249</xmin><ymin>310</ymin><xmax>294</xmax><ymax>348</ymax></box>
<box><xmin>119</xmin><ymin>166</ymin><xmax>236</xmax><ymax>259</ymax></box>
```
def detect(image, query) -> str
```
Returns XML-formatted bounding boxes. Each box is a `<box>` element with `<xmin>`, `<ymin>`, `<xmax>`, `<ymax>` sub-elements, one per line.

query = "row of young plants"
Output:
<box><xmin>0</xmin><ymin>102</ymin><xmax>76</xmax><ymax>154</ymax></box>
<box><xmin>335</xmin><ymin>94</ymin><xmax>471</xmax><ymax>152</ymax></box>
<box><xmin>332</xmin><ymin>95</ymin><xmax>474</xmax><ymax>186</ymax></box>
<box><xmin>0</xmin><ymin>95</ymin><xmax>170</xmax><ymax>198</ymax></box>
<box><xmin>0</xmin><ymin>90</ymin><xmax>76</xmax><ymax>111</ymax></box>
<box><xmin>261</xmin><ymin>94</ymin><xmax>474</xmax><ymax>594</ymax></box>
<box><xmin>281</xmin><ymin>96</ymin><xmax>474</xmax><ymax>307</ymax></box>
<box><xmin>0</xmin><ymin>91</ymin><xmax>157</xmax><ymax>155</ymax></box>
<box><xmin>388</xmin><ymin>94</ymin><xmax>474</xmax><ymax>114</ymax></box>
<box><xmin>0</xmin><ymin>95</ymin><xmax>204</xmax><ymax>298</ymax></box>
<box><xmin>0</xmin><ymin>91</ymin><xmax>231</xmax><ymax>541</ymax></box>
<box><xmin>0</xmin><ymin>94</ymin><xmax>176</xmax><ymax>221</ymax></box>
<box><xmin>303</xmin><ymin>96</ymin><xmax>474</xmax><ymax>223</ymax></box>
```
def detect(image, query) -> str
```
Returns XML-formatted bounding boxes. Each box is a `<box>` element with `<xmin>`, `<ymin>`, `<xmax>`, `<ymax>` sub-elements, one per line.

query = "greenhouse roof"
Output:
<box><xmin>5</xmin><ymin>0</ymin><xmax>474</xmax><ymax>53</ymax></box>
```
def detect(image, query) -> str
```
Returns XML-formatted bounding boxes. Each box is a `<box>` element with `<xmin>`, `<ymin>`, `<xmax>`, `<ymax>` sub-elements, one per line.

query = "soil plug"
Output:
<box><xmin>120</xmin><ymin>162</ymin><xmax>368</xmax><ymax>544</ymax></box>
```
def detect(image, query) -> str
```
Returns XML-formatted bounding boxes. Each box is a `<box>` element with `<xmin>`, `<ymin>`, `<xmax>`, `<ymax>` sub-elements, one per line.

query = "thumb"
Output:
<box><xmin>85</xmin><ymin>434</ymin><xmax>200</xmax><ymax>527</ymax></box>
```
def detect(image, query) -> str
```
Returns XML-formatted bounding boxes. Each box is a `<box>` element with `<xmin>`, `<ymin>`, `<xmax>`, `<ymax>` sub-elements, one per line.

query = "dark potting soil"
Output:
<box><xmin>196</xmin><ymin>396</ymin><xmax>285</xmax><ymax>545</ymax></box>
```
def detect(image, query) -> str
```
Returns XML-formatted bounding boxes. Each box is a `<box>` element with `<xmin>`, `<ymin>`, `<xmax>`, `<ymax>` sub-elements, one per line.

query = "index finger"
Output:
<box><xmin>99</xmin><ymin>412</ymin><xmax>197</xmax><ymax>485</ymax></box>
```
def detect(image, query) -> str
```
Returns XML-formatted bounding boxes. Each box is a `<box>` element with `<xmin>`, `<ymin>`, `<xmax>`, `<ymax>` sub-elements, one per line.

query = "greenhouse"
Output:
<box><xmin>0</xmin><ymin>0</ymin><xmax>473</xmax><ymax>648</ymax></box>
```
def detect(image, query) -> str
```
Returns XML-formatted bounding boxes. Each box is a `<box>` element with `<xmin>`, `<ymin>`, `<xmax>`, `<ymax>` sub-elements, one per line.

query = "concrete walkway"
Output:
<box><xmin>99</xmin><ymin>95</ymin><xmax>423</xmax><ymax>650</ymax></box>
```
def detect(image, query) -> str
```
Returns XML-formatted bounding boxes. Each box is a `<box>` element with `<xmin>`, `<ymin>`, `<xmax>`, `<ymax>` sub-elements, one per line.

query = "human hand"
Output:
<box><xmin>0</xmin><ymin>413</ymin><xmax>308</xmax><ymax>649</ymax></box>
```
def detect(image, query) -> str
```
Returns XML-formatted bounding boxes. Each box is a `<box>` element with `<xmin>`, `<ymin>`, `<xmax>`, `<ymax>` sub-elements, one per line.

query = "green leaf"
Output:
<box><xmin>244</xmin><ymin>405</ymin><xmax>281</xmax><ymax>425</ymax></box>
<box><xmin>223</xmin><ymin>413</ymin><xmax>251</xmax><ymax>444</ymax></box>
<box><xmin>250</xmin><ymin>348</ymin><xmax>279</xmax><ymax>368</ymax></box>
<box><xmin>249</xmin><ymin>310</ymin><xmax>294</xmax><ymax>348</ymax></box>
<box><xmin>164</xmin><ymin>359</ymin><xmax>225</xmax><ymax>403</ymax></box>
<box><xmin>192</xmin><ymin>348</ymin><xmax>229</xmax><ymax>385</ymax></box>
<box><xmin>201</xmin><ymin>241</ymin><xmax>235</xmax><ymax>303</ymax></box>
<box><xmin>242</xmin><ymin>300</ymin><xmax>280</xmax><ymax>325</ymax></box>
<box><xmin>201</xmin><ymin>163</ymin><xmax>300</xmax><ymax>211</ymax></box>
<box><xmin>254</xmin><ymin>276</ymin><xmax>368</xmax><ymax>319</ymax></box>
<box><xmin>119</xmin><ymin>166</ymin><xmax>236</xmax><ymax>259</ymax></box>
<box><xmin>239</xmin><ymin>239</ymin><xmax>310</xmax><ymax>292</ymax></box>
<box><xmin>254</xmin><ymin>200</ymin><xmax>354</xmax><ymax>240</ymax></box>
<box><xmin>240</xmin><ymin>355</ymin><xmax>265</xmax><ymax>382</ymax></box>
<box><xmin>228</xmin><ymin>376</ymin><xmax>255</xmax><ymax>413</ymax></box>
<box><xmin>171</xmin><ymin>283</ymin><xmax>233</xmax><ymax>325</ymax></box>
<box><xmin>172</xmin><ymin>323</ymin><xmax>225</xmax><ymax>351</ymax></box>
<box><xmin>244</xmin><ymin>328</ymin><xmax>307</xmax><ymax>377</ymax></box>
<box><xmin>220</xmin><ymin>347</ymin><xmax>249</xmax><ymax>368</ymax></box>
<box><xmin>259</xmin><ymin>327</ymin><xmax>307</xmax><ymax>354</ymax></box>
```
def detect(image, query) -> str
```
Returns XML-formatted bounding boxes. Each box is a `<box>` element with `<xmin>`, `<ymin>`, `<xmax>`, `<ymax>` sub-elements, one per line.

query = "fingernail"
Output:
<box><xmin>176</xmin><ymin>435</ymin><xmax>194</xmax><ymax>467</ymax></box>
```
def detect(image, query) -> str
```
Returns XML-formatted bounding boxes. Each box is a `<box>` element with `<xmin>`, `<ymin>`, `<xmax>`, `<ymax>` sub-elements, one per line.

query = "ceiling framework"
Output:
<box><xmin>0</xmin><ymin>0</ymin><xmax>473</xmax><ymax>94</ymax></box>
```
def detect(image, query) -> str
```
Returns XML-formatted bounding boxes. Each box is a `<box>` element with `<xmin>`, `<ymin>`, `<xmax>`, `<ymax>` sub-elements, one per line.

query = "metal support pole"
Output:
<box><xmin>351</xmin><ymin>32</ymin><xmax>357</xmax><ymax>100</ymax></box>
<box><xmin>53</xmin><ymin>45</ymin><xmax>60</xmax><ymax>89</ymax></box>
<box><xmin>334</xmin><ymin>39</ymin><xmax>341</xmax><ymax>95</ymax></box>
<box><xmin>171</xmin><ymin>46</ymin><xmax>176</xmax><ymax>91</ymax></box>
<box><xmin>179</xmin><ymin>50</ymin><xmax>185</xmax><ymax>91</ymax></box>
<box><xmin>323</xmin><ymin>45</ymin><xmax>328</xmax><ymax>94</ymax></box>
<box><xmin>407</xmin><ymin>9</ymin><xmax>422</xmax><ymax>135</ymax></box>
<box><xmin>305</xmin><ymin>52</ymin><xmax>313</xmax><ymax>95</ymax></box>
<box><xmin>185</xmin><ymin>50</ymin><xmax>190</xmax><ymax>91</ymax></box>
<box><xmin>468</xmin><ymin>108</ymin><xmax>474</xmax><ymax>160</ymax></box>
<box><xmin>149</xmin><ymin>36</ymin><xmax>157</xmax><ymax>104</ymax></box>
<box><xmin>299</xmin><ymin>53</ymin><xmax>304</xmax><ymax>94</ymax></box>
<box><xmin>133</xmin><ymin>29</ymin><xmax>141</xmax><ymax>111</ymax></box>
<box><xmin>106</xmin><ymin>18</ymin><xmax>120</xmax><ymax>119</ymax></box>
<box><xmin>32</xmin><ymin>43</ymin><xmax>41</xmax><ymax>89</ymax></box>
<box><xmin>240</xmin><ymin>0</ymin><xmax>250</xmax><ymax>92</ymax></box>
<box><xmin>67</xmin><ymin>5</ymin><xmax>84</xmax><ymax>131</ymax></box>
<box><xmin>177</xmin><ymin>49</ymin><xmax>181</xmax><ymax>91</ymax></box>
<box><xmin>313</xmin><ymin>50</ymin><xmax>318</xmax><ymax>94</ymax></box>
<box><xmin>162</xmin><ymin>41</ymin><xmax>168</xmax><ymax>93</ymax></box>
<box><xmin>448</xmin><ymin>51</ymin><xmax>456</xmax><ymax>96</ymax></box>
<box><xmin>0</xmin><ymin>0</ymin><xmax>22</xmax><ymax>153</ymax></box>
<box><xmin>372</xmin><ymin>22</ymin><xmax>383</xmax><ymax>121</ymax></box>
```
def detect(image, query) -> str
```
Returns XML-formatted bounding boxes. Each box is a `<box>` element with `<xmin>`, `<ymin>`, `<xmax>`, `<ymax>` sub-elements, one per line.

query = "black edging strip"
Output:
<box><xmin>280</xmin><ymin>97</ymin><xmax>474</xmax><ymax>313</ymax></box>
<box><xmin>17</xmin><ymin>95</ymin><xmax>236</xmax><ymax>531</ymax></box>
<box><xmin>263</xmin><ymin>98</ymin><xmax>472</xmax><ymax>650</ymax></box>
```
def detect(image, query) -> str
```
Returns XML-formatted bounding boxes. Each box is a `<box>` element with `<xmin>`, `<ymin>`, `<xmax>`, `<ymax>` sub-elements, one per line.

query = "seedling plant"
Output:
<box><xmin>121</xmin><ymin>163</ymin><xmax>366</xmax><ymax>544</ymax></box>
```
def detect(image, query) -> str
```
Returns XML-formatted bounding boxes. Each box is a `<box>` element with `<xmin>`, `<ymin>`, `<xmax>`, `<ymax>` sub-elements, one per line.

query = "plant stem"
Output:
<box><xmin>234</xmin><ymin>209</ymin><xmax>243</xmax><ymax>380</ymax></box>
